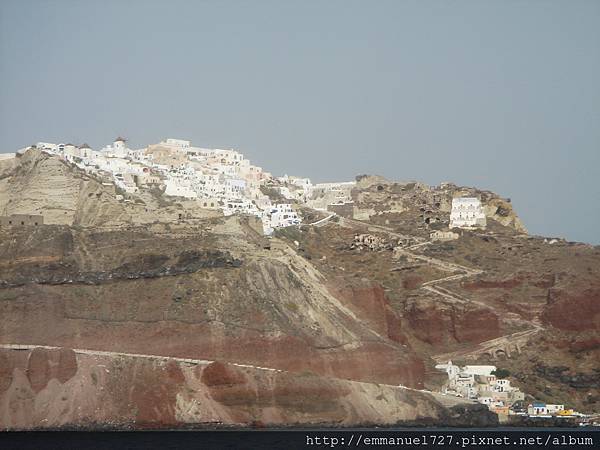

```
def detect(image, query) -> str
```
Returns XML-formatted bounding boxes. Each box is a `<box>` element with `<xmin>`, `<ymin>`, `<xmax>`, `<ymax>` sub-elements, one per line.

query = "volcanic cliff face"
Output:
<box><xmin>0</xmin><ymin>223</ymin><xmax>426</xmax><ymax>388</ymax></box>
<box><xmin>1</xmin><ymin>347</ymin><xmax>496</xmax><ymax>430</ymax></box>
<box><xmin>1</xmin><ymin>152</ymin><xmax>598</xmax><ymax>428</ymax></box>
<box><xmin>0</xmin><ymin>213</ymin><xmax>451</xmax><ymax>428</ymax></box>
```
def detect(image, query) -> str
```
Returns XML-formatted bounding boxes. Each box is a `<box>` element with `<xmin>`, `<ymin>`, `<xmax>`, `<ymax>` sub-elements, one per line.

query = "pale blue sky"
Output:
<box><xmin>1</xmin><ymin>0</ymin><xmax>599</xmax><ymax>243</ymax></box>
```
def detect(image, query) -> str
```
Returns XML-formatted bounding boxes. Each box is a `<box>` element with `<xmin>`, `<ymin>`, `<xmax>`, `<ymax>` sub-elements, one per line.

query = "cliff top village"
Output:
<box><xmin>4</xmin><ymin>137</ymin><xmax>488</xmax><ymax>235</ymax></box>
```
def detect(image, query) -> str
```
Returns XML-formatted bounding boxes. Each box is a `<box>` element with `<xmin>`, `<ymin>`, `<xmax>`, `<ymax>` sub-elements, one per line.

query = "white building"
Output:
<box><xmin>462</xmin><ymin>365</ymin><xmax>496</xmax><ymax>376</ymax></box>
<box><xmin>212</xmin><ymin>149</ymin><xmax>244</xmax><ymax>164</ymax></box>
<box><xmin>430</xmin><ymin>230</ymin><xmax>459</xmax><ymax>241</ymax></box>
<box><xmin>164</xmin><ymin>178</ymin><xmax>197</xmax><ymax>198</ymax></box>
<box><xmin>313</xmin><ymin>181</ymin><xmax>356</xmax><ymax>192</ymax></box>
<box><xmin>78</xmin><ymin>143</ymin><xmax>94</xmax><ymax>158</ymax></box>
<box><xmin>270</xmin><ymin>204</ymin><xmax>300</xmax><ymax>226</ymax></box>
<box><xmin>223</xmin><ymin>178</ymin><xmax>246</xmax><ymax>198</ymax></box>
<box><xmin>101</xmin><ymin>137</ymin><xmax>129</xmax><ymax>158</ymax></box>
<box><xmin>528</xmin><ymin>403</ymin><xmax>549</xmax><ymax>416</ymax></box>
<box><xmin>546</xmin><ymin>404</ymin><xmax>564</xmax><ymax>414</ymax></box>
<box><xmin>63</xmin><ymin>143</ymin><xmax>78</xmax><ymax>157</ymax></box>
<box><xmin>36</xmin><ymin>142</ymin><xmax>58</xmax><ymax>152</ymax></box>
<box><xmin>262</xmin><ymin>203</ymin><xmax>301</xmax><ymax>234</ymax></box>
<box><xmin>222</xmin><ymin>198</ymin><xmax>258</xmax><ymax>216</ymax></box>
<box><xmin>164</xmin><ymin>138</ymin><xmax>190</xmax><ymax>149</ymax></box>
<box><xmin>199</xmin><ymin>198</ymin><xmax>220</xmax><ymax>209</ymax></box>
<box><xmin>290</xmin><ymin>177</ymin><xmax>312</xmax><ymax>190</ymax></box>
<box><xmin>493</xmin><ymin>378</ymin><xmax>511</xmax><ymax>392</ymax></box>
<box><xmin>449</xmin><ymin>197</ymin><xmax>486</xmax><ymax>229</ymax></box>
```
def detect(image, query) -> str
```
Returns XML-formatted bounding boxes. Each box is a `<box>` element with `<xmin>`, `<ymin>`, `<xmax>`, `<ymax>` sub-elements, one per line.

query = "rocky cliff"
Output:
<box><xmin>0</xmin><ymin>219</ymin><xmax>448</xmax><ymax>428</ymax></box>
<box><xmin>0</xmin><ymin>152</ymin><xmax>598</xmax><ymax>428</ymax></box>
<box><xmin>274</xmin><ymin>181</ymin><xmax>599</xmax><ymax>413</ymax></box>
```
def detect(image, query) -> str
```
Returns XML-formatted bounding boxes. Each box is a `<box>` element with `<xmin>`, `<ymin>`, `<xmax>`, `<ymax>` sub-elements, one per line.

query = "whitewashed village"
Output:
<box><xmin>4</xmin><ymin>137</ymin><xmax>493</xmax><ymax>237</ymax></box>
<box><xmin>434</xmin><ymin>361</ymin><xmax>588</xmax><ymax>423</ymax></box>
<box><xmin>8</xmin><ymin>137</ymin><xmax>361</xmax><ymax>235</ymax></box>
<box><xmin>1</xmin><ymin>137</ymin><xmax>592</xmax><ymax>425</ymax></box>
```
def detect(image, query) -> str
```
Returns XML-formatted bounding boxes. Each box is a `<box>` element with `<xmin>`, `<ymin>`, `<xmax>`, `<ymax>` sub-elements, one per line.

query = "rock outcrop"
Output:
<box><xmin>0</xmin><ymin>150</ymin><xmax>129</xmax><ymax>225</ymax></box>
<box><xmin>542</xmin><ymin>286</ymin><xmax>600</xmax><ymax>332</ymax></box>
<box><xmin>351</xmin><ymin>177</ymin><xmax>527</xmax><ymax>235</ymax></box>
<box><xmin>0</xmin><ymin>149</ymin><xmax>221</xmax><ymax>227</ymax></box>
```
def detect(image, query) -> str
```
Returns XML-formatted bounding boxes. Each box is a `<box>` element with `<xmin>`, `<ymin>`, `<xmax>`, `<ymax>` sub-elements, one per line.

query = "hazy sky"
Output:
<box><xmin>1</xmin><ymin>1</ymin><xmax>599</xmax><ymax>244</ymax></box>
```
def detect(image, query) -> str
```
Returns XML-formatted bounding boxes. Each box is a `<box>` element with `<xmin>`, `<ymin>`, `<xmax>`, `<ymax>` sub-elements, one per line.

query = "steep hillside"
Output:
<box><xmin>0</xmin><ymin>218</ymin><xmax>465</xmax><ymax>428</ymax></box>
<box><xmin>1</xmin><ymin>155</ymin><xmax>598</xmax><ymax>428</ymax></box>
<box><xmin>274</xmin><ymin>178</ymin><xmax>600</xmax><ymax>412</ymax></box>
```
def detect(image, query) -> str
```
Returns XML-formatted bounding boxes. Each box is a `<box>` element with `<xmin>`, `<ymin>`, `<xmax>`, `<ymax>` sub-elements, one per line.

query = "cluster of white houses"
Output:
<box><xmin>435</xmin><ymin>361</ymin><xmax>524</xmax><ymax>415</ymax></box>
<box><xmin>435</xmin><ymin>362</ymin><xmax>583</xmax><ymax>420</ymax></box>
<box><xmin>31</xmin><ymin>138</ymin><xmax>352</xmax><ymax>234</ymax></box>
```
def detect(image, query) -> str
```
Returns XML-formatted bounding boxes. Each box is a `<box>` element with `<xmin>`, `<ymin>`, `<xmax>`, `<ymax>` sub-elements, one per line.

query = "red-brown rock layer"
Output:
<box><xmin>542</xmin><ymin>287</ymin><xmax>600</xmax><ymax>332</ymax></box>
<box><xmin>0</xmin><ymin>348</ymin><xmax>478</xmax><ymax>429</ymax></box>
<box><xmin>405</xmin><ymin>303</ymin><xmax>501</xmax><ymax>346</ymax></box>
<box><xmin>26</xmin><ymin>347</ymin><xmax>78</xmax><ymax>393</ymax></box>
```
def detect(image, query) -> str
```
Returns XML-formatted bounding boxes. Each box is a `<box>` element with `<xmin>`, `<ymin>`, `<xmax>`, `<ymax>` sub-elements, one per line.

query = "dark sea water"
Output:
<box><xmin>2</xmin><ymin>427</ymin><xmax>599</xmax><ymax>450</ymax></box>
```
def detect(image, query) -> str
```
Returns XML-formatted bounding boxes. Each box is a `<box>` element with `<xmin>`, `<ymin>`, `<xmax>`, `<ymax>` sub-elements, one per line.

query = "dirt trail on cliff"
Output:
<box><xmin>399</xmin><ymin>242</ymin><xmax>543</xmax><ymax>361</ymax></box>
<box><xmin>0</xmin><ymin>343</ymin><xmax>465</xmax><ymax>403</ymax></box>
<box><xmin>322</xmin><ymin>216</ymin><xmax>544</xmax><ymax>362</ymax></box>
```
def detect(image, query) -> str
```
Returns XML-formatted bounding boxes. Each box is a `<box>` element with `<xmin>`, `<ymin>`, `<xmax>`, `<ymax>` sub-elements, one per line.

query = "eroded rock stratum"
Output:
<box><xmin>1</xmin><ymin>152</ymin><xmax>598</xmax><ymax>429</ymax></box>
